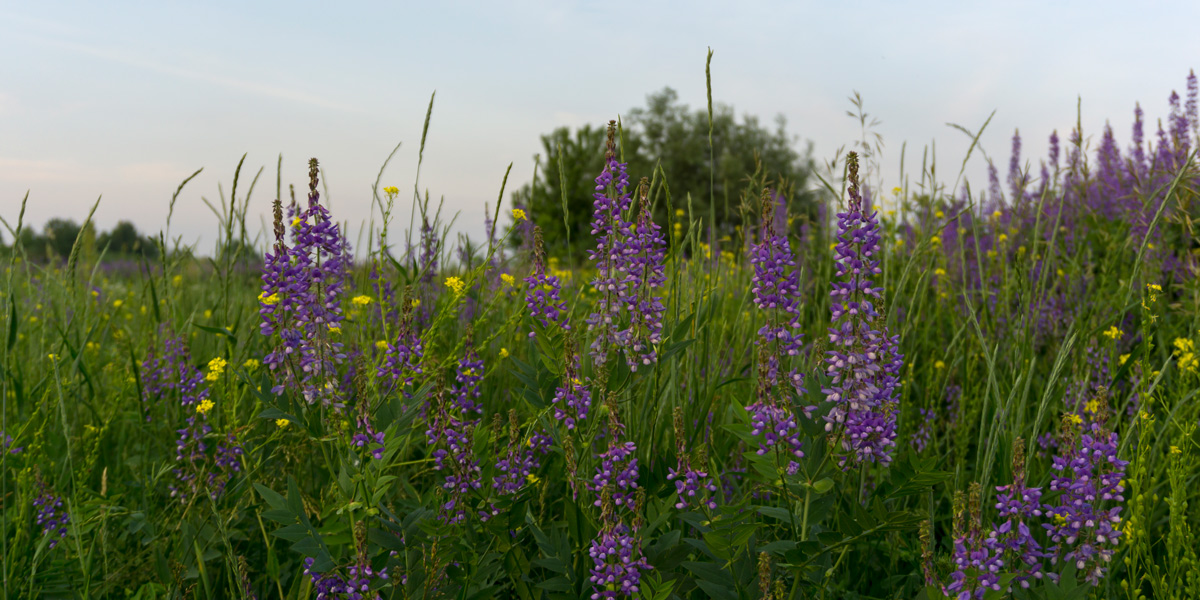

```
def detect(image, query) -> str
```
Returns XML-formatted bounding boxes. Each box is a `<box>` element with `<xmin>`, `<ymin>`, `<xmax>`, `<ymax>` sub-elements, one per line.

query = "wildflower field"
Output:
<box><xmin>3</xmin><ymin>70</ymin><xmax>1200</xmax><ymax>600</ymax></box>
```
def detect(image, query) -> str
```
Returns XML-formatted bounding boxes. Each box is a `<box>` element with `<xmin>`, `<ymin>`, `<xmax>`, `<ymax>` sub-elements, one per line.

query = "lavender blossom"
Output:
<box><xmin>377</xmin><ymin>287</ymin><xmax>424</xmax><ymax>393</ymax></box>
<box><xmin>524</xmin><ymin>226</ymin><xmax>569</xmax><ymax>336</ymax></box>
<box><xmin>552</xmin><ymin>335</ymin><xmax>592</xmax><ymax>430</ymax></box>
<box><xmin>1044</xmin><ymin>403</ymin><xmax>1127</xmax><ymax>585</ymax></box>
<box><xmin>493</xmin><ymin>411</ymin><xmax>552</xmax><ymax>495</ymax></box>
<box><xmin>260</xmin><ymin>159</ymin><xmax>352</xmax><ymax>405</ymax></box>
<box><xmin>585</xmin><ymin>121</ymin><xmax>636</xmax><ymax>366</ymax></box>
<box><xmin>985</xmin><ymin>438</ymin><xmax>1048</xmax><ymax>590</ymax></box>
<box><xmin>426</xmin><ymin>367</ymin><xmax>483</xmax><ymax>525</ymax></box>
<box><xmin>33</xmin><ymin>482</ymin><xmax>69</xmax><ymax>549</ymax></box>
<box><xmin>749</xmin><ymin>190</ymin><xmax>805</xmax><ymax>395</ymax></box>
<box><xmin>621</xmin><ymin>178</ymin><xmax>666</xmax><ymax>371</ymax></box>
<box><xmin>945</xmin><ymin>485</ymin><xmax>1003</xmax><ymax>599</ymax></box>
<box><xmin>667</xmin><ymin>407</ymin><xmax>717</xmax><ymax>510</ymax></box>
<box><xmin>822</xmin><ymin>152</ymin><xmax>903</xmax><ymax>467</ymax></box>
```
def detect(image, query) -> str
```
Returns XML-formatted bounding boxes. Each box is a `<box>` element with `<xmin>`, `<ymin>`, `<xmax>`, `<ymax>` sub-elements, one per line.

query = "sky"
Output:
<box><xmin>3</xmin><ymin>1</ymin><xmax>1199</xmax><ymax>254</ymax></box>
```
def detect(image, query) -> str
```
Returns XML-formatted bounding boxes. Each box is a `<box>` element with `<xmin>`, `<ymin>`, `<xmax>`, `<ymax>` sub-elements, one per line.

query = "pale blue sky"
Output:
<box><xmin>3</xmin><ymin>1</ymin><xmax>1198</xmax><ymax>252</ymax></box>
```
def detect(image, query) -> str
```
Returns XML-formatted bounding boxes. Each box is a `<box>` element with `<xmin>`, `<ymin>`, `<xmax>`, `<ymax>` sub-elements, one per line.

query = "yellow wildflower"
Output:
<box><xmin>675</xmin><ymin>208</ymin><xmax>685</xmax><ymax>218</ymax></box>
<box><xmin>91</xmin><ymin>289</ymin><xmax>99</xmax><ymax>297</ymax></box>
<box><xmin>935</xmin><ymin>268</ymin><xmax>947</xmax><ymax>276</ymax></box>
<box><xmin>1119</xmin><ymin>354</ymin><xmax>1130</xmax><ymax>366</ymax></box>
<box><xmin>48</xmin><ymin>353</ymin><xmax>59</xmax><ymax>361</ymax></box>
<box><xmin>987</xmin><ymin>250</ymin><xmax>998</xmax><ymax>259</ymax></box>
<box><xmin>499</xmin><ymin>348</ymin><xmax>509</xmax><ymax>359</ymax></box>
<box><xmin>258</xmin><ymin>292</ymin><xmax>279</xmax><ymax>305</ymax></box>
<box><xmin>1085</xmin><ymin>399</ymin><xmax>1100</xmax><ymax>414</ymax></box>
<box><xmin>291</xmin><ymin>217</ymin><xmax>302</xmax><ymax>228</ymax></box>
<box><xmin>1170</xmin><ymin>446</ymin><xmax>1181</xmax><ymax>454</ymax></box>
<box><xmin>204</xmin><ymin>309</ymin><xmax>213</xmax><ymax>319</ymax></box>
<box><xmin>935</xmin><ymin>210</ymin><xmax>945</xmax><ymax>219</ymax></box>
<box><xmin>998</xmin><ymin>234</ymin><xmax>1008</xmax><ymax>243</ymax></box>
<box><xmin>1103</xmin><ymin>326</ymin><xmax>1122</xmax><ymax>340</ymax></box>
<box><xmin>526</xmin><ymin>473</ymin><xmax>540</xmax><ymax>484</ymax></box>
<box><xmin>113</xmin><ymin>299</ymin><xmax>123</xmax><ymax>309</ymax></box>
<box><xmin>1065</xmin><ymin>413</ymin><xmax>1083</xmax><ymax>426</ymax></box>
<box><xmin>992</xmin><ymin>210</ymin><xmax>1002</xmax><ymax>219</ymax></box>
<box><xmin>444</xmin><ymin>276</ymin><xmax>465</xmax><ymax>295</ymax></box>
<box><xmin>512</xmin><ymin>208</ymin><xmax>527</xmax><ymax>221</ymax></box>
<box><xmin>173</xmin><ymin>274</ymin><xmax>183</xmax><ymax>286</ymax></box>
<box><xmin>934</xmin><ymin>360</ymin><xmax>945</xmax><ymax>370</ymax></box>
<box><xmin>930</xmin><ymin>236</ymin><xmax>941</xmax><ymax>246</ymax></box>
<box><xmin>892</xmin><ymin>187</ymin><xmax>902</xmax><ymax>196</ymax></box>
<box><xmin>383</xmin><ymin>186</ymin><xmax>399</xmax><ymax>196</ymax></box>
<box><xmin>894</xmin><ymin>238</ymin><xmax>904</xmax><ymax>248</ymax></box>
<box><xmin>276</xmin><ymin>418</ymin><xmax>290</xmax><ymax>428</ymax></box>
<box><xmin>411</xmin><ymin>298</ymin><xmax>421</xmax><ymax>308</ymax></box>
<box><xmin>206</xmin><ymin>357</ymin><xmax>227</xmax><ymax>381</ymax></box>
<box><xmin>500</xmin><ymin>273</ymin><xmax>515</xmax><ymax>286</ymax></box>
<box><xmin>196</xmin><ymin>399</ymin><xmax>214</xmax><ymax>415</ymax></box>
<box><xmin>327</xmin><ymin>325</ymin><xmax>341</xmax><ymax>335</ymax></box>
<box><xmin>375</xmin><ymin>340</ymin><xmax>388</xmax><ymax>350</ymax></box>
<box><xmin>244</xmin><ymin>359</ymin><xmax>260</xmax><ymax>370</ymax></box>
<box><xmin>351</xmin><ymin>295</ymin><xmax>371</xmax><ymax>306</ymax></box>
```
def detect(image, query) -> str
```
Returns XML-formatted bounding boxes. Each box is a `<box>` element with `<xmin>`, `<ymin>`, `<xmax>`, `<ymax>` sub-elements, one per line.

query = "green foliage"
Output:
<box><xmin>513</xmin><ymin>87</ymin><xmax>815</xmax><ymax>260</ymax></box>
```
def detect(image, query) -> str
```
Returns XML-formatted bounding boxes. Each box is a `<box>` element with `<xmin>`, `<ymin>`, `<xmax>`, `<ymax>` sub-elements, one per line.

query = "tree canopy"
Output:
<box><xmin>511</xmin><ymin>87</ymin><xmax>815</xmax><ymax>259</ymax></box>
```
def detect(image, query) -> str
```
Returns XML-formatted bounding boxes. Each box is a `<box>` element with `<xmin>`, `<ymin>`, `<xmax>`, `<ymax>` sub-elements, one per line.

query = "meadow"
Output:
<box><xmin>2</xmin><ymin>69</ymin><xmax>1199</xmax><ymax>600</ymax></box>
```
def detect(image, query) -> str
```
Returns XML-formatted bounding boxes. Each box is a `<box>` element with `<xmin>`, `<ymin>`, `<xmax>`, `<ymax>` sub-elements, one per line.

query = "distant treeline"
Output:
<box><xmin>0</xmin><ymin>219</ymin><xmax>159</xmax><ymax>262</ymax></box>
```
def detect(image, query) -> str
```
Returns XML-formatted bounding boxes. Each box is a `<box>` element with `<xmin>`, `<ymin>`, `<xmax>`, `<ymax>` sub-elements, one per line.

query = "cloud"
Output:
<box><xmin>116</xmin><ymin>162</ymin><xmax>197</xmax><ymax>184</ymax></box>
<box><xmin>17</xmin><ymin>32</ymin><xmax>361</xmax><ymax>113</ymax></box>
<box><xmin>0</xmin><ymin>157</ymin><xmax>93</xmax><ymax>183</ymax></box>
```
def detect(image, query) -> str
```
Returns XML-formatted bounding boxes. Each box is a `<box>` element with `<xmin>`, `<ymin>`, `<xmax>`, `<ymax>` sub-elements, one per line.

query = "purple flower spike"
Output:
<box><xmin>822</xmin><ymin>152</ymin><xmax>902</xmax><ymax>468</ymax></box>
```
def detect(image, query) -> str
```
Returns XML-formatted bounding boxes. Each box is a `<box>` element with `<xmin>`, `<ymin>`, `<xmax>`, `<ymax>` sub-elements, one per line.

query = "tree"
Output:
<box><xmin>97</xmin><ymin>221</ymin><xmax>158</xmax><ymax>258</ymax></box>
<box><xmin>43</xmin><ymin>218</ymin><xmax>82</xmax><ymax>260</ymax></box>
<box><xmin>512</xmin><ymin>88</ymin><xmax>815</xmax><ymax>261</ymax></box>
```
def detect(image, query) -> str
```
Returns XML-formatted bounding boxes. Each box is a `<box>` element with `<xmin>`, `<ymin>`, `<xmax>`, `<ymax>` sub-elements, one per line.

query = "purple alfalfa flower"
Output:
<box><xmin>945</xmin><ymin>485</ymin><xmax>1003</xmax><ymax>600</ymax></box>
<box><xmin>666</xmin><ymin>407</ymin><xmax>717</xmax><ymax>511</ymax></box>
<box><xmin>822</xmin><ymin>152</ymin><xmax>903</xmax><ymax>468</ymax></box>
<box><xmin>33</xmin><ymin>480</ymin><xmax>69</xmax><ymax>549</ymax></box>
<box><xmin>524</xmin><ymin>225</ymin><xmax>569</xmax><ymax>337</ymax></box>
<box><xmin>1</xmin><ymin>431</ymin><xmax>22</xmax><ymax>455</ymax></box>
<box><xmin>260</xmin><ymin>159</ymin><xmax>352</xmax><ymax>405</ymax></box>
<box><xmin>585</xmin><ymin>121</ymin><xmax>636</xmax><ymax>366</ymax></box>
<box><xmin>425</xmin><ymin>372</ymin><xmax>482</xmax><ymax>525</ymax></box>
<box><xmin>493</xmin><ymin>411</ymin><xmax>552</xmax><ymax>495</ymax></box>
<box><xmin>377</xmin><ymin>286</ymin><xmax>424</xmax><ymax>394</ymax></box>
<box><xmin>985</xmin><ymin>437</ymin><xmax>1049</xmax><ymax>591</ymax></box>
<box><xmin>590</xmin><ymin>393</ymin><xmax>640</xmax><ymax>511</ymax></box>
<box><xmin>588</xmin><ymin>526</ymin><xmax>651</xmax><ymax>599</ymax></box>
<box><xmin>749</xmin><ymin>189</ymin><xmax>805</xmax><ymax>395</ymax></box>
<box><xmin>621</xmin><ymin>178</ymin><xmax>666</xmax><ymax>371</ymax></box>
<box><xmin>1043</xmin><ymin>397</ymin><xmax>1128</xmax><ymax>586</ymax></box>
<box><xmin>452</xmin><ymin>337</ymin><xmax>484</xmax><ymax>415</ymax></box>
<box><xmin>910</xmin><ymin>408</ymin><xmax>934</xmax><ymax>453</ymax></box>
<box><xmin>303</xmin><ymin>555</ymin><xmax>389</xmax><ymax>600</ymax></box>
<box><xmin>552</xmin><ymin>334</ymin><xmax>592</xmax><ymax>430</ymax></box>
<box><xmin>1008</xmin><ymin>129</ymin><xmax>1026</xmax><ymax>205</ymax></box>
<box><xmin>746</xmin><ymin>349</ymin><xmax>805</xmax><ymax>475</ymax></box>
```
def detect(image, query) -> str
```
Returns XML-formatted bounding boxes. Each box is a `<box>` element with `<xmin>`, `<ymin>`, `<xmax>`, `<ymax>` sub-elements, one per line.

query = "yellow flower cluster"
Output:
<box><xmin>383</xmin><ymin>186</ymin><xmax>400</xmax><ymax>196</ymax></box>
<box><xmin>512</xmin><ymin>208</ymin><xmax>527</xmax><ymax>221</ymax></box>
<box><xmin>196</xmin><ymin>399</ymin><xmax>215</xmax><ymax>415</ymax></box>
<box><xmin>258</xmin><ymin>292</ymin><xmax>279</xmax><ymax>305</ymax></box>
<box><xmin>352</xmin><ymin>295</ymin><xmax>372</xmax><ymax>306</ymax></box>
<box><xmin>206</xmin><ymin>357</ymin><xmax>227</xmax><ymax>381</ymax></box>
<box><xmin>445</xmin><ymin>276</ymin><xmax>465</xmax><ymax>295</ymax></box>
<box><xmin>499</xmin><ymin>348</ymin><xmax>509</xmax><ymax>359</ymax></box>
<box><xmin>1103</xmin><ymin>326</ymin><xmax>1123</xmax><ymax>341</ymax></box>
<box><xmin>276</xmin><ymin>418</ymin><xmax>290</xmax><ymax>428</ymax></box>
<box><xmin>244</xmin><ymin>359</ymin><xmax>260</xmax><ymax>370</ymax></box>
<box><xmin>375</xmin><ymin>340</ymin><xmax>389</xmax><ymax>350</ymax></box>
<box><xmin>500</xmin><ymin>273</ymin><xmax>515</xmax><ymax>286</ymax></box>
<box><xmin>1174</xmin><ymin>337</ymin><xmax>1198</xmax><ymax>374</ymax></box>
